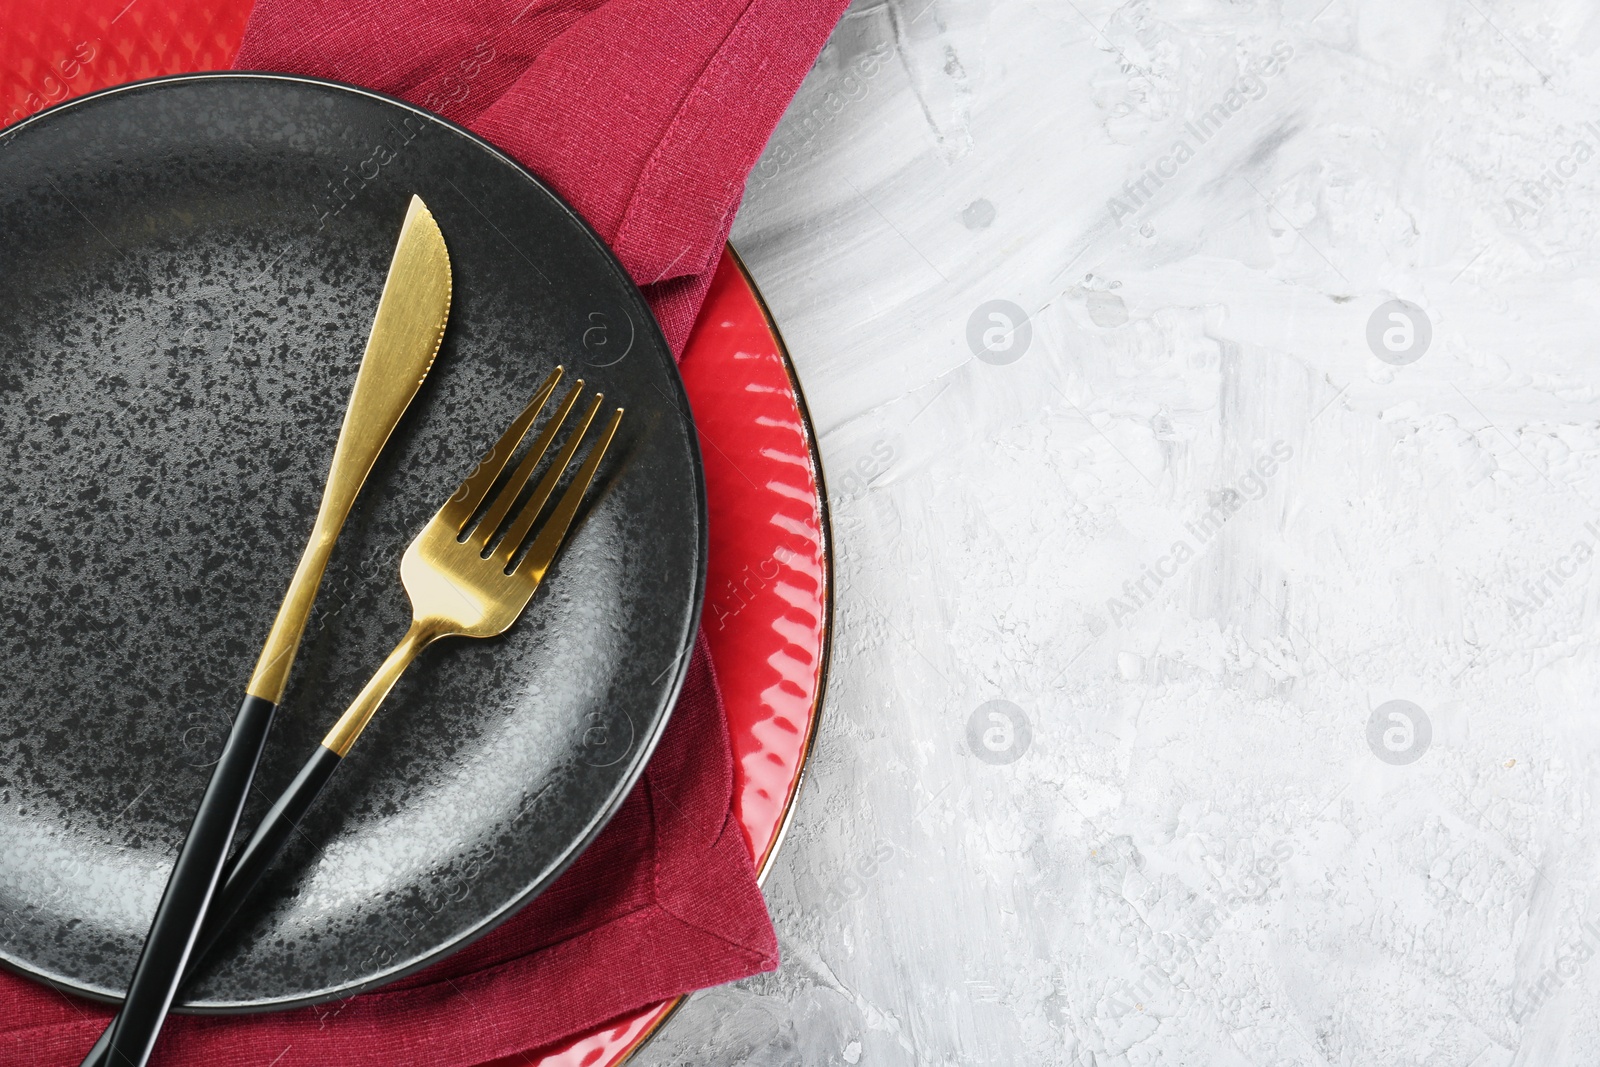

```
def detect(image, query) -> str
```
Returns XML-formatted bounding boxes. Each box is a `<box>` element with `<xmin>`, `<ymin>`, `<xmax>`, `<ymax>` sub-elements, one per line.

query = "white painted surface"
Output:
<box><xmin>642</xmin><ymin>2</ymin><xmax>1600</xmax><ymax>1063</ymax></box>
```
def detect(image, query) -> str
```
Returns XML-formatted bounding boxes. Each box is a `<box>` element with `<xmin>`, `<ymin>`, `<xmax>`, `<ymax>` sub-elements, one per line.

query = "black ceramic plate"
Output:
<box><xmin>0</xmin><ymin>74</ymin><xmax>704</xmax><ymax>1011</ymax></box>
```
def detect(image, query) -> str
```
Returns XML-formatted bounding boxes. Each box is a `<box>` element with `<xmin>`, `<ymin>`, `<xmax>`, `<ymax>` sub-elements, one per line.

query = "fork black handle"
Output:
<box><xmin>80</xmin><ymin>740</ymin><xmax>341</xmax><ymax>1067</ymax></box>
<box><xmin>83</xmin><ymin>695</ymin><xmax>278</xmax><ymax>1067</ymax></box>
<box><xmin>187</xmin><ymin>743</ymin><xmax>343</xmax><ymax>967</ymax></box>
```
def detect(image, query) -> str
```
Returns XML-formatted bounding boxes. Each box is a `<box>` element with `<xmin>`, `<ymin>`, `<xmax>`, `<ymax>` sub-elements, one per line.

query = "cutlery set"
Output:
<box><xmin>74</xmin><ymin>195</ymin><xmax>622</xmax><ymax>1067</ymax></box>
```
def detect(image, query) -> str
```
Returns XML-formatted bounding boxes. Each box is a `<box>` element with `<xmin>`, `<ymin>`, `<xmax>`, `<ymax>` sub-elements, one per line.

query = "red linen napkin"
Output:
<box><xmin>233</xmin><ymin>0</ymin><xmax>849</xmax><ymax>356</ymax></box>
<box><xmin>0</xmin><ymin>0</ymin><xmax>847</xmax><ymax>1062</ymax></box>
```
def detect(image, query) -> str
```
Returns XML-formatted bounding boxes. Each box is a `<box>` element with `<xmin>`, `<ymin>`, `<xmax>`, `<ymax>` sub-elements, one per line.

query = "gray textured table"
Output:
<box><xmin>640</xmin><ymin>2</ymin><xmax>1600</xmax><ymax>1063</ymax></box>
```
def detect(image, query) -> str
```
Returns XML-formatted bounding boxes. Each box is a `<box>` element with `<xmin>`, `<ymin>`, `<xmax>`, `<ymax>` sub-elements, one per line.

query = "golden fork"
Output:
<box><xmin>324</xmin><ymin>363</ymin><xmax>620</xmax><ymax>753</ymax></box>
<box><xmin>154</xmin><ymin>365</ymin><xmax>622</xmax><ymax>978</ymax></box>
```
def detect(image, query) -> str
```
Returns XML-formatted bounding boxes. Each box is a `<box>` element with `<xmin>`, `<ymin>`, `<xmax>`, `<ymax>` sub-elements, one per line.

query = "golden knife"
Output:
<box><xmin>84</xmin><ymin>194</ymin><xmax>453</xmax><ymax>1067</ymax></box>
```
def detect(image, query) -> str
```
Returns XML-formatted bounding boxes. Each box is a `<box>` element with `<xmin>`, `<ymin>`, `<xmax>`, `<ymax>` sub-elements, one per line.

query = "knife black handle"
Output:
<box><xmin>84</xmin><ymin>694</ymin><xmax>278</xmax><ymax>1067</ymax></box>
<box><xmin>80</xmin><ymin>741</ymin><xmax>342</xmax><ymax>1067</ymax></box>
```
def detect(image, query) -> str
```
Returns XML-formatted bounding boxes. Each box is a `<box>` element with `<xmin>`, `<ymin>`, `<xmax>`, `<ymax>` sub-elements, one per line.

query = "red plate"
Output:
<box><xmin>0</xmin><ymin>6</ymin><xmax>831</xmax><ymax>1066</ymax></box>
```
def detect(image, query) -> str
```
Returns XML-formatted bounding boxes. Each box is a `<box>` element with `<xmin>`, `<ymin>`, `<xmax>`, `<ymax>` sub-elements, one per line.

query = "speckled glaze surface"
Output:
<box><xmin>0</xmin><ymin>74</ymin><xmax>704</xmax><ymax>1011</ymax></box>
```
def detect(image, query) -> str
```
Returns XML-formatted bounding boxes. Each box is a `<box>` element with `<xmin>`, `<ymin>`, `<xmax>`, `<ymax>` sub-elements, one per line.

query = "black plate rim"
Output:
<box><xmin>0</xmin><ymin>70</ymin><xmax>708</xmax><ymax>1013</ymax></box>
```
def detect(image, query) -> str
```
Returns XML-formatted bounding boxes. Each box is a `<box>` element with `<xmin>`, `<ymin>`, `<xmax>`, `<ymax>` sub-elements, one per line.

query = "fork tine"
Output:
<box><xmin>493</xmin><ymin>392</ymin><xmax>606</xmax><ymax>566</ymax></box>
<box><xmin>466</xmin><ymin>380</ymin><xmax>585</xmax><ymax>548</ymax></box>
<box><xmin>438</xmin><ymin>366</ymin><xmax>564</xmax><ymax>534</ymax></box>
<box><xmin>512</xmin><ymin>406</ymin><xmax>622</xmax><ymax>580</ymax></box>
